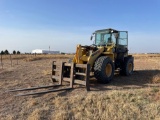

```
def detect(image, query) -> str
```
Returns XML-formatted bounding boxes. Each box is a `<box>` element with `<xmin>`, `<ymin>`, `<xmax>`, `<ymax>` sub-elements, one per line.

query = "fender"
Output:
<box><xmin>87</xmin><ymin>47</ymin><xmax>104</xmax><ymax>68</ymax></box>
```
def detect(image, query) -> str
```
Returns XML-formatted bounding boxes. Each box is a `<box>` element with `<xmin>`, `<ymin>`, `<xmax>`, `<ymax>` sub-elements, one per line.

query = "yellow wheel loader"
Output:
<box><xmin>8</xmin><ymin>28</ymin><xmax>134</xmax><ymax>96</ymax></box>
<box><xmin>72</xmin><ymin>28</ymin><xmax>134</xmax><ymax>83</ymax></box>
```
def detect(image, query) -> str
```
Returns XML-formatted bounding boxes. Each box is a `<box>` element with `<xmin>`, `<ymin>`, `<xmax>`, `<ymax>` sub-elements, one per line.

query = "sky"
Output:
<box><xmin>0</xmin><ymin>0</ymin><xmax>160</xmax><ymax>53</ymax></box>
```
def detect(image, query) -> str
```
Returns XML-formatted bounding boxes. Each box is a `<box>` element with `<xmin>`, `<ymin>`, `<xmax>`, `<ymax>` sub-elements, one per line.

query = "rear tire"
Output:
<box><xmin>94</xmin><ymin>56</ymin><xmax>114</xmax><ymax>84</ymax></box>
<box><xmin>120</xmin><ymin>57</ymin><xmax>134</xmax><ymax>76</ymax></box>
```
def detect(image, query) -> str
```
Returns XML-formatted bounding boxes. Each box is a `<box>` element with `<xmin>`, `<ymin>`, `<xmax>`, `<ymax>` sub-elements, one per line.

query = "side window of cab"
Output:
<box><xmin>111</xmin><ymin>34</ymin><xmax>116</xmax><ymax>44</ymax></box>
<box><xmin>118</xmin><ymin>32</ymin><xmax>128</xmax><ymax>46</ymax></box>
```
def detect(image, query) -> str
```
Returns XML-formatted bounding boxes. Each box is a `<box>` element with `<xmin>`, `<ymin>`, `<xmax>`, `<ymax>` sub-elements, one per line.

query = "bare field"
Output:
<box><xmin>0</xmin><ymin>54</ymin><xmax>160</xmax><ymax>120</ymax></box>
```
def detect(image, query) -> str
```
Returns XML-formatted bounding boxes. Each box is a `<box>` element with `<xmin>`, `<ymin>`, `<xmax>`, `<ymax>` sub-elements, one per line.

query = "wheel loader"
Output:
<box><xmin>8</xmin><ymin>28</ymin><xmax>134</xmax><ymax>96</ymax></box>
<box><xmin>71</xmin><ymin>28</ymin><xmax>134</xmax><ymax>83</ymax></box>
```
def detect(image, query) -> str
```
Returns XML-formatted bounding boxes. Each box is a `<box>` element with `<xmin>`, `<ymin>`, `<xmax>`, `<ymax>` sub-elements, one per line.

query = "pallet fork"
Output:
<box><xmin>8</xmin><ymin>61</ymin><xmax>90</xmax><ymax>96</ymax></box>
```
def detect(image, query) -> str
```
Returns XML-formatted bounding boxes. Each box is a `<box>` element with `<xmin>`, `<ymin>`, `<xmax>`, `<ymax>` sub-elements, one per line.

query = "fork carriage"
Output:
<box><xmin>8</xmin><ymin>60</ymin><xmax>91</xmax><ymax>96</ymax></box>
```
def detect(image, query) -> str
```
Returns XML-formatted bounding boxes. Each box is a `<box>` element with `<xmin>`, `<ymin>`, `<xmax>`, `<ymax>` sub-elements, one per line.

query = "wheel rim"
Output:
<box><xmin>105</xmin><ymin>64</ymin><xmax>112</xmax><ymax>77</ymax></box>
<box><xmin>128</xmin><ymin>63</ymin><xmax>133</xmax><ymax>73</ymax></box>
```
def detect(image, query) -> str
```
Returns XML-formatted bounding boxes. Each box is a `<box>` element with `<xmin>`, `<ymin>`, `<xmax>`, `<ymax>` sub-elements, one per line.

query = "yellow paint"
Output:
<box><xmin>73</xmin><ymin>44</ymin><xmax>115</xmax><ymax>68</ymax></box>
<box><xmin>87</xmin><ymin>47</ymin><xmax>104</xmax><ymax>67</ymax></box>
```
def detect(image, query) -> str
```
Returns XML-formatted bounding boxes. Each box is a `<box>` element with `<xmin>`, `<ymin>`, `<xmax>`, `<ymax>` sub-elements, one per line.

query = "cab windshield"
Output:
<box><xmin>95</xmin><ymin>32</ymin><xmax>116</xmax><ymax>46</ymax></box>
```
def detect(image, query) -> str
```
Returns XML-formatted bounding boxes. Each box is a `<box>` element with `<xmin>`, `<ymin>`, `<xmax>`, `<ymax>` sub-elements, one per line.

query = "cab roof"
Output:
<box><xmin>95</xmin><ymin>28</ymin><xmax>119</xmax><ymax>33</ymax></box>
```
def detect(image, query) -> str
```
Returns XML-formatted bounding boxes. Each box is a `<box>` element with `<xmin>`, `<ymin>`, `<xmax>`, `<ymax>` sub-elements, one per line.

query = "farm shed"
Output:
<box><xmin>31</xmin><ymin>49</ymin><xmax>60</xmax><ymax>54</ymax></box>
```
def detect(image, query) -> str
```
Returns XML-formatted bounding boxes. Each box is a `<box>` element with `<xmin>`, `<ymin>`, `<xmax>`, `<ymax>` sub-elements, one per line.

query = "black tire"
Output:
<box><xmin>94</xmin><ymin>56</ymin><xmax>114</xmax><ymax>84</ymax></box>
<box><xmin>120</xmin><ymin>57</ymin><xmax>134</xmax><ymax>76</ymax></box>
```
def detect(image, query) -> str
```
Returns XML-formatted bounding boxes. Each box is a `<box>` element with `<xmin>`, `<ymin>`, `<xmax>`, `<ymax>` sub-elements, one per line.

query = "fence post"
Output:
<box><xmin>10</xmin><ymin>54</ymin><xmax>12</xmax><ymax>67</ymax></box>
<box><xmin>17</xmin><ymin>54</ymin><xmax>18</xmax><ymax>65</ymax></box>
<box><xmin>1</xmin><ymin>54</ymin><xmax>3</xmax><ymax>69</ymax></box>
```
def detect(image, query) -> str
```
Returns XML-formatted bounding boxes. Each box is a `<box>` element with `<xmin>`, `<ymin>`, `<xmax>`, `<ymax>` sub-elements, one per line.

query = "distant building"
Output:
<box><xmin>31</xmin><ymin>49</ymin><xmax>60</xmax><ymax>54</ymax></box>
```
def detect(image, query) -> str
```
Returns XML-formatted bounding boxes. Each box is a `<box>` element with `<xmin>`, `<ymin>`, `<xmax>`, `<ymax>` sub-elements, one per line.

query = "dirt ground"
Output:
<box><xmin>0</xmin><ymin>55</ymin><xmax>160</xmax><ymax>120</ymax></box>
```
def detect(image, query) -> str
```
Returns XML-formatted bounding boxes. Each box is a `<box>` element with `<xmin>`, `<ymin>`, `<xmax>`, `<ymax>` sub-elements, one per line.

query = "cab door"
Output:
<box><xmin>117</xmin><ymin>31</ymin><xmax>128</xmax><ymax>53</ymax></box>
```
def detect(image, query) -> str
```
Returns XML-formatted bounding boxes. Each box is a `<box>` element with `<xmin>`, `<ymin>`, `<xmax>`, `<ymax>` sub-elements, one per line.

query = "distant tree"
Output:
<box><xmin>4</xmin><ymin>49</ymin><xmax>9</xmax><ymax>54</ymax></box>
<box><xmin>1</xmin><ymin>50</ymin><xmax>4</xmax><ymax>55</ymax></box>
<box><xmin>13</xmin><ymin>50</ymin><xmax>16</xmax><ymax>54</ymax></box>
<box><xmin>61</xmin><ymin>52</ymin><xmax>65</xmax><ymax>55</ymax></box>
<box><xmin>17</xmin><ymin>51</ymin><xmax>21</xmax><ymax>54</ymax></box>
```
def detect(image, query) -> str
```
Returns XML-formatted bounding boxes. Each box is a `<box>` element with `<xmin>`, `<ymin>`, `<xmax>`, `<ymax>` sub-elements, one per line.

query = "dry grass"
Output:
<box><xmin>133</xmin><ymin>53</ymin><xmax>160</xmax><ymax>59</ymax></box>
<box><xmin>1</xmin><ymin>53</ymin><xmax>160</xmax><ymax>61</ymax></box>
<box><xmin>27</xmin><ymin>107</ymin><xmax>50</xmax><ymax>120</ymax></box>
<box><xmin>0</xmin><ymin>54</ymin><xmax>160</xmax><ymax>120</ymax></box>
<box><xmin>23</xmin><ymin>88</ymin><xmax>160</xmax><ymax>120</ymax></box>
<box><xmin>152</xmin><ymin>74</ymin><xmax>160</xmax><ymax>83</ymax></box>
<box><xmin>1</xmin><ymin>54</ymin><xmax>74</xmax><ymax>61</ymax></box>
<box><xmin>27</xmin><ymin>99</ymin><xmax>39</xmax><ymax>108</ymax></box>
<box><xmin>42</xmin><ymin>69</ymin><xmax>52</xmax><ymax>76</ymax></box>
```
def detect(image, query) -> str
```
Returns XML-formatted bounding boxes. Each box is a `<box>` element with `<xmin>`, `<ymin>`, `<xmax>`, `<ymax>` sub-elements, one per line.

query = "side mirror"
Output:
<box><xmin>90</xmin><ymin>33</ymin><xmax>95</xmax><ymax>40</ymax></box>
<box><xmin>90</xmin><ymin>35</ymin><xmax>93</xmax><ymax>40</ymax></box>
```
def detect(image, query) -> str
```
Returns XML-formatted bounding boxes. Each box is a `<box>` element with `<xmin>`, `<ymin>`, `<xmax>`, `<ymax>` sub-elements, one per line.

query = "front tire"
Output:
<box><xmin>94</xmin><ymin>56</ymin><xmax>114</xmax><ymax>84</ymax></box>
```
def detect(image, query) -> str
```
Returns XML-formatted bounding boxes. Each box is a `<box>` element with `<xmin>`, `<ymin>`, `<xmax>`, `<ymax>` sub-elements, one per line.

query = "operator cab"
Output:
<box><xmin>92</xmin><ymin>28</ymin><xmax>128</xmax><ymax>50</ymax></box>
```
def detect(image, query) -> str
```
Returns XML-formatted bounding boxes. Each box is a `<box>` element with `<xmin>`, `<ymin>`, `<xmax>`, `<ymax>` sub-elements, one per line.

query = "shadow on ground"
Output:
<box><xmin>90</xmin><ymin>70</ymin><xmax>160</xmax><ymax>91</ymax></box>
<box><xmin>27</xmin><ymin>70</ymin><xmax>160</xmax><ymax>97</ymax></box>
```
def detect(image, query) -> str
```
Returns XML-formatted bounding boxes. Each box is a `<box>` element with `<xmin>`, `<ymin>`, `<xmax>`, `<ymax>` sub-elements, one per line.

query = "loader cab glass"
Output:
<box><xmin>118</xmin><ymin>31</ymin><xmax>128</xmax><ymax>46</ymax></box>
<box><xmin>94</xmin><ymin>31</ymin><xmax>116</xmax><ymax>46</ymax></box>
<box><xmin>94</xmin><ymin>30</ymin><xmax>128</xmax><ymax>47</ymax></box>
